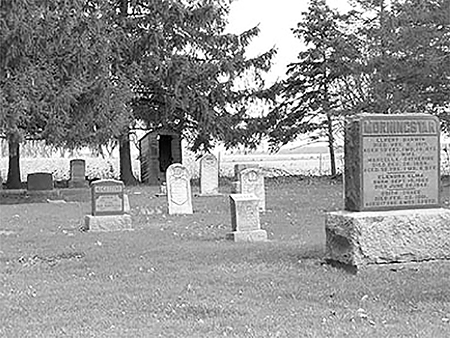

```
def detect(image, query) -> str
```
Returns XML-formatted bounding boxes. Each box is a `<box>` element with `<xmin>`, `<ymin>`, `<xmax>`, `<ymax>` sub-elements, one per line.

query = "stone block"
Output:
<box><xmin>229</xmin><ymin>194</ymin><xmax>260</xmax><ymax>232</ymax></box>
<box><xmin>325</xmin><ymin>208</ymin><xmax>450</xmax><ymax>267</ymax></box>
<box><xmin>226</xmin><ymin>229</ymin><xmax>267</xmax><ymax>242</ymax></box>
<box><xmin>83</xmin><ymin>215</ymin><xmax>132</xmax><ymax>232</ymax></box>
<box><xmin>27</xmin><ymin>172</ymin><xmax>53</xmax><ymax>191</ymax></box>
<box><xmin>344</xmin><ymin>114</ymin><xmax>440</xmax><ymax>211</ymax></box>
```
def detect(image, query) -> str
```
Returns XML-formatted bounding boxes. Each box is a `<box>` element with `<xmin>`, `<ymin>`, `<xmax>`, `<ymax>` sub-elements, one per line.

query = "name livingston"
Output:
<box><xmin>362</xmin><ymin>119</ymin><xmax>437</xmax><ymax>135</ymax></box>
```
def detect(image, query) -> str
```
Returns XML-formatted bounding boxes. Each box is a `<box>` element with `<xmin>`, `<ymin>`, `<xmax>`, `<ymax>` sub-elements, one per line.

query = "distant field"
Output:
<box><xmin>0</xmin><ymin>153</ymin><xmax>343</xmax><ymax>182</ymax></box>
<box><xmin>1</xmin><ymin>145</ymin><xmax>450</xmax><ymax>181</ymax></box>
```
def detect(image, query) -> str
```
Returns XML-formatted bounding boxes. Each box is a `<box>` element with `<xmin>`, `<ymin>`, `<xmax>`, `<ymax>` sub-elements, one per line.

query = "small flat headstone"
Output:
<box><xmin>199</xmin><ymin>153</ymin><xmax>219</xmax><ymax>195</ymax></box>
<box><xmin>166</xmin><ymin>164</ymin><xmax>193</xmax><ymax>214</ymax></box>
<box><xmin>27</xmin><ymin>172</ymin><xmax>53</xmax><ymax>191</ymax></box>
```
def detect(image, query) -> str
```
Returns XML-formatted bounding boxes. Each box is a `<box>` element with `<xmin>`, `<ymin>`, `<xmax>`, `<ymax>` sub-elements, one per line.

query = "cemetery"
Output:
<box><xmin>1</xmin><ymin>113</ymin><xmax>450</xmax><ymax>337</ymax></box>
<box><xmin>1</xmin><ymin>0</ymin><xmax>449</xmax><ymax>336</ymax></box>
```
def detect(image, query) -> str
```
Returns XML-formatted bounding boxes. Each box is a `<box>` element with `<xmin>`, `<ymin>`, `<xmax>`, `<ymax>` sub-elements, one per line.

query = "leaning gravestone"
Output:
<box><xmin>83</xmin><ymin>179</ymin><xmax>132</xmax><ymax>231</ymax></box>
<box><xmin>199</xmin><ymin>153</ymin><xmax>219</xmax><ymax>195</ymax></box>
<box><xmin>166</xmin><ymin>163</ymin><xmax>193</xmax><ymax>214</ymax></box>
<box><xmin>240</xmin><ymin>168</ymin><xmax>265</xmax><ymax>212</ymax></box>
<box><xmin>69</xmin><ymin>159</ymin><xmax>88</xmax><ymax>188</ymax></box>
<box><xmin>27</xmin><ymin>172</ymin><xmax>54</xmax><ymax>191</ymax></box>
<box><xmin>227</xmin><ymin>194</ymin><xmax>267</xmax><ymax>242</ymax></box>
<box><xmin>326</xmin><ymin>114</ymin><xmax>450</xmax><ymax>268</ymax></box>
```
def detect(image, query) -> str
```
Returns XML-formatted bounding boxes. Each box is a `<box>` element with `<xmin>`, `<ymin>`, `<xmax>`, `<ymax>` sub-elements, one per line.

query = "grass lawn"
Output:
<box><xmin>1</xmin><ymin>177</ymin><xmax>449</xmax><ymax>337</ymax></box>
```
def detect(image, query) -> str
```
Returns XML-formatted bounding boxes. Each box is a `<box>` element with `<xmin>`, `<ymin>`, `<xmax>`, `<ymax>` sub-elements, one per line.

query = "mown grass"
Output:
<box><xmin>1</xmin><ymin>177</ymin><xmax>449</xmax><ymax>337</ymax></box>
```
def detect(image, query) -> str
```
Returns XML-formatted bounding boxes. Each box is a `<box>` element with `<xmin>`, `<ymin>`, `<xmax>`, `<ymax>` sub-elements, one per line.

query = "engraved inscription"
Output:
<box><xmin>96</xmin><ymin>195</ymin><xmax>123</xmax><ymax>212</ymax></box>
<box><xmin>95</xmin><ymin>185</ymin><xmax>123</xmax><ymax>193</ymax></box>
<box><xmin>170</xmin><ymin>178</ymin><xmax>188</xmax><ymax>205</ymax></box>
<box><xmin>361</xmin><ymin>116</ymin><xmax>439</xmax><ymax>209</ymax></box>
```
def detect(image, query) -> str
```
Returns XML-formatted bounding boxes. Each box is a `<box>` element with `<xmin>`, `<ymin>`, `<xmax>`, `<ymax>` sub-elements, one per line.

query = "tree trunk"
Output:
<box><xmin>6</xmin><ymin>134</ymin><xmax>22</xmax><ymax>189</ymax></box>
<box><xmin>119</xmin><ymin>132</ymin><xmax>138</xmax><ymax>186</ymax></box>
<box><xmin>326</xmin><ymin>114</ymin><xmax>337</xmax><ymax>177</ymax></box>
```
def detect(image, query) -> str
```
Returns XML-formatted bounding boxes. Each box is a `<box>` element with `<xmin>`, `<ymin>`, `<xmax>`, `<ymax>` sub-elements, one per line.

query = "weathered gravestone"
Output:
<box><xmin>326</xmin><ymin>114</ymin><xmax>450</xmax><ymax>268</ymax></box>
<box><xmin>27</xmin><ymin>172</ymin><xmax>53</xmax><ymax>191</ymax></box>
<box><xmin>199</xmin><ymin>153</ymin><xmax>219</xmax><ymax>195</ymax></box>
<box><xmin>240</xmin><ymin>168</ymin><xmax>265</xmax><ymax>212</ymax></box>
<box><xmin>166</xmin><ymin>164</ymin><xmax>193</xmax><ymax>214</ymax></box>
<box><xmin>84</xmin><ymin>179</ymin><xmax>132</xmax><ymax>231</ymax></box>
<box><xmin>226</xmin><ymin>194</ymin><xmax>267</xmax><ymax>242</ymax></box>
<box><xmin>69</xmin><ymin>159</ymin><xmax>88</xmax><ymax>188</ymax></box>
<box><xmin>231</xmin><ymin>164</ymin><xmax>259</xmax><ymax>193</ymax></box>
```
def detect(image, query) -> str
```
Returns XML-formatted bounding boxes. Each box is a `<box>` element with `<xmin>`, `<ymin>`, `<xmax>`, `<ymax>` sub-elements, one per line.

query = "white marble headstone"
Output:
<box><xmin>166</xmin><ymin>163</ymin><xmax>193</xmax><ymax>214</ymax></box>
<box><xmin>199</xmin><ymin>153</ymin><xmax>219</xmax><ymax>195</ymax></box>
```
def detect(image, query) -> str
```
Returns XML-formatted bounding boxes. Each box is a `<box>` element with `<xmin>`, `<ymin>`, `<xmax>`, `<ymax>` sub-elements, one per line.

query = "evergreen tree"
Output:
<box><xmin>0</xmin><ymin>0</ymin><xmax>128</xmax><ymax>188</ymax></box>
<box><xmin>267</xmin><ymin>0</ymin><xmax>360</xmax><ymax>176</ymax></box>
<box><xmin>350</xmin><ymin>0</ymin><xmax>450</xmax><ymax>115</ymax></box>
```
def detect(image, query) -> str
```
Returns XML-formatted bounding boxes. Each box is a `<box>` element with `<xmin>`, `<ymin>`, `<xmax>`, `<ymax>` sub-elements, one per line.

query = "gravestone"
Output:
<box><xmin>231</xmin><ymin>164</ymin><xmax>259</xmax><ymax>193</ymax></box>
<box><xmin>69</xmin><ymin>159</ymin><xmax>88</xmax><ymax>188</ymax></box>
<box><xmin>240</xmin><ymin>168</ymin><xmax>265</xmax><ymax>212</ymax></box>
<box><xmin>226</xmin><ymin>194</ymin><xmax>267</xmax><ymax>242</ymax></box>
<box><xmin>326</xmin><ymin>114</ymin><xmax>450</xmax><ymax>268</ymax></box>
<box><xmin>344</xmin><ymin>114</ymin><xmax>440</xmax><ymax>210</ymax></box>
<box><xmin>27</xmin><ymin>172</ymin><xmax>53</xmax><ymax>191</ymax></box>
<box><xmin>199</xmin><ymin>153</ymin><xmax>219</xmax><ymax>195</ymax></box>
<box><xmin>84</xmin><ymin>179</ymin><xmax>132</xmax><ymax>231</ymax></box>
<box><xmin>166</xmin><ymin>163</ymin><xmax>193</xmax><ymax>214</ymax></box>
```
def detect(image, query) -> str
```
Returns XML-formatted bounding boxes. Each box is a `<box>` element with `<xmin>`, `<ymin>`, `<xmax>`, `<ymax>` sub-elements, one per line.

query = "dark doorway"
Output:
<box><xmin>159</xmin><ymin>135</ymin><xmax>173</xmax><ymax>174</ymax></box>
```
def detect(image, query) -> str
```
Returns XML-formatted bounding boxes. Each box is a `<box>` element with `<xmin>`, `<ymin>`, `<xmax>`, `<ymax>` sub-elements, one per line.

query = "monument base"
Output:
<box><xmin>196</xmin><ymin>192</ymin><xmax>222</xmax><ymax>197</ymax></box>
<box><xmin>84</xmin><ymin>215</ymin><xmax>132</xmax><ymax>232</ymax></box>
<box><xmin>226</xmin><ymin>229</ymin><xmax>267</xmax><ymax>242</ymax></box>
<box><xmin>325</xmin><ymin>208</ymin><xmax>450</xmax><ymax>268</ymax></box>
<box><xmin>68</xmin><ymin>180</ymin><xmax>89</xmax><ymax>188</ymax></box>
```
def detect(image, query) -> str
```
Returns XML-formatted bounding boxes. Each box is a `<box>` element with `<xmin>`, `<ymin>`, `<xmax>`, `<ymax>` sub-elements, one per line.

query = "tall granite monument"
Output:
<box><xmin>326</xmin><ymin>114</ymin><xmax>450</xmax><ymax>268</ymax></box>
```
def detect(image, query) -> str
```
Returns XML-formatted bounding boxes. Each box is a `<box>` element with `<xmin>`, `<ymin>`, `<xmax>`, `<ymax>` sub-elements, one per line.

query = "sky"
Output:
<box><xmin>227</xmin><ymin>0</ymin><xmax>353</xmax><ymax>84</ymax></box>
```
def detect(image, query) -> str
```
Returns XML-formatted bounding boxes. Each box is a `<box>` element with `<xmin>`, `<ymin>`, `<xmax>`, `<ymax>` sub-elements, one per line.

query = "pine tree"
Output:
<box><xmin>267</xmin><ymin>0</ymin><xmax>360</xmax><ymax>176</ymax></box>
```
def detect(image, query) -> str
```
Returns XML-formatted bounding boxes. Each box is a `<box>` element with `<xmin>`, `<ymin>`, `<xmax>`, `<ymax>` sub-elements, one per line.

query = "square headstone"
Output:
<box><xmin>90</xmin><ymin>179</ymin><xmax>125</xmax><ymax>216</ymax></box>
<box><xmin>84</xmin><ymin>179</ymin><xmax>131</xmax><ymax>231</ymax></box>
<box><xmin>344</xmin><ymin>114</ymin><xmax>440</xmax><ymax>211</ymax></box>
<box><xmin>240</xmin><ymin>168</ymin><xmax>265</xmax><ymax>212</ymax></box>
<box><xmin>27</xmin><ymin>172</ymin><xmax>53</xmax><ymax>191</ymax></box>
<box><xmin>166</xmin><ymin>164</ymin><xmax>193</xmax><ymax>214</ymax></box>
<box><xmin>227</xmin><ymin>194</ymin><xmax>267</xmax><ymax>242</ymax></box>
<box><xmin>199</xmin><ymin>153</ymin><xmax>219</xmax><ymax>195</ymax></box>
